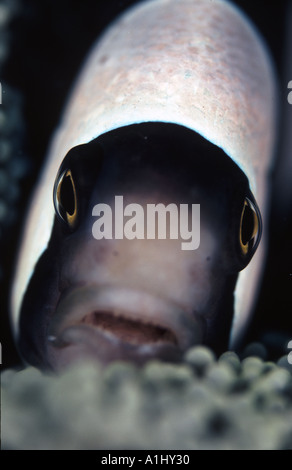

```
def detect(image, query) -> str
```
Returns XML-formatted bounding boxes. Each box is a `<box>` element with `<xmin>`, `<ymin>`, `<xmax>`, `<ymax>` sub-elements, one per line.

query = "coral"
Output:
<box><xmin>2</xmin><ymin>346</ymin><xmax>292</xmax><ymax>450</ymax></box>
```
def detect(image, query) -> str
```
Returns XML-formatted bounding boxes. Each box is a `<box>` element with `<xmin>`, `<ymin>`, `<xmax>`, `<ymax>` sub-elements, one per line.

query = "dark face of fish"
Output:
<box><xmin>18</xmin><ymin>123</ymin><xmax>261</xmax><ymax>371</ymax></box>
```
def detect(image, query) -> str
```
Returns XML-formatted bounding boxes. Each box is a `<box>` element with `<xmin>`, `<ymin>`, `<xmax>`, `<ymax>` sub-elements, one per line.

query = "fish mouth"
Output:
<box><xmin>80</xmin><ymin>310</ymin><xmax>178</xmax><ymax>346</ymax></box>
<box><xmin>47</xmin><ymin>285</ymin><xmax>203</xmax><ymax>370</ymax></box>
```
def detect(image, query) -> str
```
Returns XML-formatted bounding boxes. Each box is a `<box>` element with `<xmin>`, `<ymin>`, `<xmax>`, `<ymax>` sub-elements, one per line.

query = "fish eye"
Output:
<box><xmin>239</xmin><ymin>196</ymin><xmax>262</xmax><ymax>260</ymax></box>
<box><xmin>53</xmin><ymin>169</ymin><xmax>78</xmax><ymax>229</ymax></box>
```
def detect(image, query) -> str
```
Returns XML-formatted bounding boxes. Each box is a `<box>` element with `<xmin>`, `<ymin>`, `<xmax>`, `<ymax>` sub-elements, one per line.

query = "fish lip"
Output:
<box><xmin>48</xmin><ymin>284</ymin><xmax>202</xmax><ymax>354</ymax></box>
<box><xmin>48</xmin><ymin>324</ymin><xmax>184</xmax><ymax>369</ymax></box>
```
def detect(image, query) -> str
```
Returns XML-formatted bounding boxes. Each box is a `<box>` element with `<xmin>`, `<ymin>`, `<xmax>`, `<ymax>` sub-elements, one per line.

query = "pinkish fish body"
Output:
<box><xmin>11</xmin><ymin>0</ymin><xmax>277</xmax><ymax>371</ymax></box>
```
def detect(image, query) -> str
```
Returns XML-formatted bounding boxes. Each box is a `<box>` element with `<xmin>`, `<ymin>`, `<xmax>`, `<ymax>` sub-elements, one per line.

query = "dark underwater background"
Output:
<box><xmin>1</xmin><ymin>0</ymin><xmax>292</xmax><ymax>370</ymax></box>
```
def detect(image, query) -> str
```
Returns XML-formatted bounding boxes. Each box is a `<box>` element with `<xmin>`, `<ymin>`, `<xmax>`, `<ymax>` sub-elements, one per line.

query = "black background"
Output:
<box><xmin>1</xmin><ymin>0</ymin><xmax>292</xmax><ymax>369</ymax></box>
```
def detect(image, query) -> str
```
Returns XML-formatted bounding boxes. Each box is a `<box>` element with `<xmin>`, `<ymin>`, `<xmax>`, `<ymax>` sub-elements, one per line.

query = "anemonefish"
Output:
<box><xmin>11</xmin><ymin>0</ymin><xmax>277</xmax><ymax>371</ymax></box>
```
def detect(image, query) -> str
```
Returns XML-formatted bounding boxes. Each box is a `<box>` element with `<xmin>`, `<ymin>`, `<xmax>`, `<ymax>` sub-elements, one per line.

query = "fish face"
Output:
<box><xmin>17</xmin><ymin>123</ymin><xmax>262</xmax><ymax>371</ymax></box>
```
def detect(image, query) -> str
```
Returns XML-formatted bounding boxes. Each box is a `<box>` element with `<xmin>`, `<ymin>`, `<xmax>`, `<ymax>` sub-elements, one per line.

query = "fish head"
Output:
<box><xmin>18</xmin><ymin>123</ymin><xmax>261</xmax><ymax>370</ymax></box>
